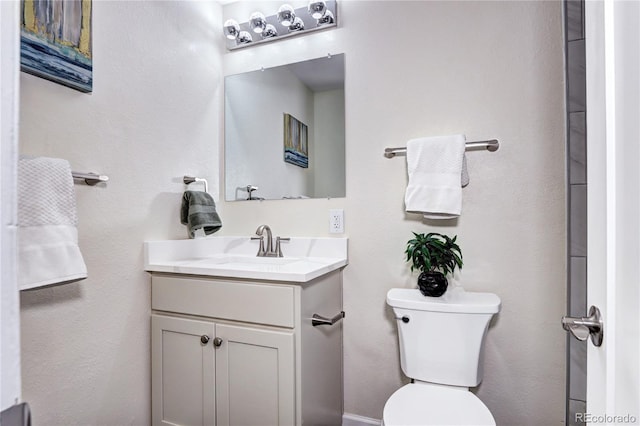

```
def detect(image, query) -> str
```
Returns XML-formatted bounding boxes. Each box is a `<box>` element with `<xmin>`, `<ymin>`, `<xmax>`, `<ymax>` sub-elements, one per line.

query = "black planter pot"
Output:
<box><xmin>417</xmin><ymin>271</ymin><xmax>448</xmax><ymax>297</ymax></box>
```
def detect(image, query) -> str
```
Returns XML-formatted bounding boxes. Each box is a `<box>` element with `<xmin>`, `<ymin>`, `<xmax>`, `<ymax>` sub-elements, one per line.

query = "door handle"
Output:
<box><xmin>562</xmin><ymin>305</ymin><xmax>603</xmax><ymax>347</ymax></box>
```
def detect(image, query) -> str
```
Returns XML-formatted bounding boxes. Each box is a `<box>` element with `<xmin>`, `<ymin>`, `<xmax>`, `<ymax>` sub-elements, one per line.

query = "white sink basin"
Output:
<box><xmin>144</xmin><ymin>237</ymin><xmax>348</xmax><ymax>282</ymax></box>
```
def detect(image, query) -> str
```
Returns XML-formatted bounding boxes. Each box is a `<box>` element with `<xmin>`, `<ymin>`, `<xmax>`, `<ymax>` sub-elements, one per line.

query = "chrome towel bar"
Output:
<box><xmin>72</xmin><ymin>171</ymin><xmax>109</xmax><ymax>185</ymax></box>
<box><xmin>384</xmin><ymin>139</ymin><xmax>499</xmax><ymax>158</ymax></box>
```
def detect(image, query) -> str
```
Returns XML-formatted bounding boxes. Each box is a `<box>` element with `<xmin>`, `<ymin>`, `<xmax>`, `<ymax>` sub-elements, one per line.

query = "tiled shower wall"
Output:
<box><xmin>565</xmin><ymin>1</ymin><xmax>587</xmax><ymax>425</ymax></box>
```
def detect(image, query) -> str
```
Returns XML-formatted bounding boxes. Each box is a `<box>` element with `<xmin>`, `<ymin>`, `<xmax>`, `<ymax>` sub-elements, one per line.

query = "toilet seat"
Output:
<box><xmin>383</xmin><ymin>383</ymin><xmax>495</xmax><ymax>426</ymax></box>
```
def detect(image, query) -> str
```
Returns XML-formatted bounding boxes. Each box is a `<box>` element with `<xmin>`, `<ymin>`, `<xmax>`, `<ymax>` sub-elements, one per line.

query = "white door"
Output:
<box><xmin>584</xmin><ymin>0</ymin><xmax>640</xmax><ymax>423</ymax></box>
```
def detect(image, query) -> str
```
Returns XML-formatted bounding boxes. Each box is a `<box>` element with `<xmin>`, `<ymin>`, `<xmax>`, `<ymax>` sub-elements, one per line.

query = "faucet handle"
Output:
<box><xmin>251</xmin><ymin>235</ymin><xmax>266</xmax><ymax>257</ymax></box>
<box><xmin>275</xmin><ymin>237</ymin><xmax>290</xmax><ymax>258</ymax></box>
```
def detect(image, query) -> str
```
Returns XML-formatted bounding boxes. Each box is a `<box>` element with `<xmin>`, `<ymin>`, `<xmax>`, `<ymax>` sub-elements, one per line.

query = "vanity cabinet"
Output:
<box><xmin>150</xmin><ymin>270</ymin><xmax>343</xmax><ymax>426</ymax></box>
<box><xmin>152</xmin><ymin>315</ymin><xmax>294</xmax><ymax>426</ymax></box>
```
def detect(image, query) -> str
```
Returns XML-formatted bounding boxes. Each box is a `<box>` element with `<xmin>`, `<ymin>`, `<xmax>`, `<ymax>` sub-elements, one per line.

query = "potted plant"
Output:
<box><xmin>405</xmin><ymin>232</ymin><xmax>463</xmax><ymax>297</ymax></box>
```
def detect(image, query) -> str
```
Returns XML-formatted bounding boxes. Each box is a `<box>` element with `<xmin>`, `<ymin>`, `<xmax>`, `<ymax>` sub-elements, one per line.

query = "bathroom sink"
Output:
<box><xmin>144</xmin><ymin>237</ymin><xmax>348</xmax><ymax>282</ymax></box>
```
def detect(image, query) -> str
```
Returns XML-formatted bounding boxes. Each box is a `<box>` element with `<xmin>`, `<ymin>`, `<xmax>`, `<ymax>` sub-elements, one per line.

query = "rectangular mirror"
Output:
<box><xmin>224</xmin><ymin>54</ymin><xmax>345</xmax><ymax>201</ymax></box>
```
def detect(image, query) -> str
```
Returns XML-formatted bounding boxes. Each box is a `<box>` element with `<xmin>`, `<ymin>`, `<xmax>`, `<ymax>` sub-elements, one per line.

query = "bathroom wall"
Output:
<box><xmin>220</xmin><ymin>1</ymin><xmax>566</xmax><ymax>425</ymax></box>
<box><xmin>18</xmin><ymin>1</ymin><xmax>223</xmax><ymax>424</ymax></box>
<box><xmin>313</xmin><ymin>89</ymin><xmax>345</xmax><ymax>198</ymax></box>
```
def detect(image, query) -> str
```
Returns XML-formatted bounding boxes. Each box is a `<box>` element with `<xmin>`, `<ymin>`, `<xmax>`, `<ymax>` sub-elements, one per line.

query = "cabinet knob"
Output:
<box><xmin>213</xmin><ymin>337</ymin><xmax>223</xmax><ymax>347</ymax></box>
<box><xmin>200</xmin><ymin>335</ymin><xmax>210</xmax><ymax>345</ymax></box>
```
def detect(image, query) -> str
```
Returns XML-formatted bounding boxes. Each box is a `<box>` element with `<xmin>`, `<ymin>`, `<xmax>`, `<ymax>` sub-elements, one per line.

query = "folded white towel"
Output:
<box><xmin>18</xmin><ymin>157</ymin><xmax>87</xmax><ymax>290</ymax></box>
<box><xmin>404</xmin><ymin>135</ymin><xmax>468</xmax><ymax>219</ymax></box>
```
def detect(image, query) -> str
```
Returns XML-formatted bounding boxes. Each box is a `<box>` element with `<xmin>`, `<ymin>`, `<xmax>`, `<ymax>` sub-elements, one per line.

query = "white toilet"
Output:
<box><xmin>383</xmin><ymin>287</ymin><xmax>501</xmax><ymax>426</ymax></box>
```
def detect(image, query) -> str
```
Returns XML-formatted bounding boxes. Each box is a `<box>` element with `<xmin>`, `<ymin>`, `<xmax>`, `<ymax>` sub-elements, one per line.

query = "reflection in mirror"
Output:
<box><xmin>224</xmin><ymin>54</ymin><xmax>345</xmax><ymax>201</ymax></box>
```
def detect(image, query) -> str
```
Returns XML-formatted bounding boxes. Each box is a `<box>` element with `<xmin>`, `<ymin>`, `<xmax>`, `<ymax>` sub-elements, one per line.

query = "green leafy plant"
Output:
<box><xmin>405</xmin><ymin>232</ymin><xmax>463</xmax><ymax>276</ymax></box>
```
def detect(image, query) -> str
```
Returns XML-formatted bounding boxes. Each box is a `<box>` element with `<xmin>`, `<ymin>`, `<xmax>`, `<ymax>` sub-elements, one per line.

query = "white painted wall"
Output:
<box><xmin>313</xmin><ymin>89</ymin><xmax>345</xmax><ymax>198</ymax></box>
<box><xmin>220</xmin><ymin>1</ymin><xmax>566</xmax><ymax>424</ymax></box>
<box><xmin>1</xmin><ymin>0</ymin><xmax>21</xmax><ymax>412</ymax></box>
<box><xmin>18</xmin><ymin>1</ymin><xmax>223</xmax><ymax>424</ymax></box>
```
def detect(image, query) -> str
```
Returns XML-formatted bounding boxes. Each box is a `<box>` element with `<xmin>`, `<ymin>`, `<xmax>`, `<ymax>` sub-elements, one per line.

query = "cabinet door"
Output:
<box><xmin>152</xmin><ymin>315</ymin><xmax>216</xmax><ymax>426</ymax></box>
<box><xmin>215</xmin><ymin>324</ymin><xmax>295</xmax><ymax>426</ymax></box>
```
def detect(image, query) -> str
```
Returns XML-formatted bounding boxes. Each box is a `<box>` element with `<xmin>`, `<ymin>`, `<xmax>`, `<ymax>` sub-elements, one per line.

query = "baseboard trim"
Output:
<box><xmin>343</xmin><ymin>412</ymin><xmax>381</xmax><ymax>426</ymax></box>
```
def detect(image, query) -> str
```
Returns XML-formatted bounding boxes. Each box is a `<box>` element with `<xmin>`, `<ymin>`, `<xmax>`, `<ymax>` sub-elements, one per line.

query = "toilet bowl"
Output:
<box><xmin>384</xmin><ymin>287</ymin><xmax>500</xmax><ymax>426</ymax></box>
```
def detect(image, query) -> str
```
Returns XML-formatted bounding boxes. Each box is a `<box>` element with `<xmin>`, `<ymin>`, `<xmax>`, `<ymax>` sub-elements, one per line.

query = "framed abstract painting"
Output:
<box><xmin>283</xmin><ymin>113</ymin><xmax>308</xmax><ymax>168</ymax></box>
<box><xmin>20</xmin><ymin>0</ymin><xmax>93</xmax><ymax>93</ymax></box>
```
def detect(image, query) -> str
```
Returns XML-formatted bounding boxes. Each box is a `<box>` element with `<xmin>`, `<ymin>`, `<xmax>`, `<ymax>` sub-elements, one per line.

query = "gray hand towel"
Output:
<box><xmin>180</xmin><ymin>191</ymin><xmax>222</xmax><ymax>238</ymax></box>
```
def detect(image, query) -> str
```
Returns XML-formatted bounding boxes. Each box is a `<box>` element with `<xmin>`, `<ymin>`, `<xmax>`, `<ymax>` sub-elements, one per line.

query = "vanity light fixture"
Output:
<box><xmin>224</xmin><ymin>0</ymin><xmax>337</xmax><ymax>50</ymax></box>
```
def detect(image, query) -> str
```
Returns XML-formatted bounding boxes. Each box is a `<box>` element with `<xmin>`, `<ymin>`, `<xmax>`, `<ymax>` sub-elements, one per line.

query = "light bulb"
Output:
<box><xmin>237</xmin><ymin>31</ymin><xmax>253</xmax><ymax>44</ymax></box>
<box><xmin>317</xmin><ymin>10</ymin><xmax>334</xmax><ymax>25</ymax></box>
<box><xmin>277</xmin><ymin>4</ymin><xmax>296</xmax><ymax>27</ymax></box>
<box><xmin>262</xmin><ymin>24</ymin><xmax>278</xmax><ymax>38</ymax></box>
<box><xmin>289</xmin><ymin>16</ymin><xmax>305</xmax><ymax>32</ymax></box>
<box><xmin>223</xmin><ymin>19</ymin><xmax>240</xmax><ymax>40</ymax></box>
<box><xmin>308</xmin><ymin>1</ymin><xmax>327</xmax><ymax>19</ymax></box>
<box><xmin>249</xmin><ymin>12</ymin><xmax>266</xmax><ymax>34</ymax></box>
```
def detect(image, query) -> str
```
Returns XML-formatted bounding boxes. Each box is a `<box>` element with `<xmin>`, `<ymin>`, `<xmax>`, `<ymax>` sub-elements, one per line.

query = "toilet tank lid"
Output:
<box><xmin>387</xmin><ymin>288</ymin><xmax>501</xmax><ymax>314</ymax></box>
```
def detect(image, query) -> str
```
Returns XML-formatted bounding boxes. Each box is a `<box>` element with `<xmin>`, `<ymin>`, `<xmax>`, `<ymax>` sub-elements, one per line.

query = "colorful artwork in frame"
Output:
<box><xmin>20</xmin><ymin>0</ymin><xmax>93</xmax><ymax>93</ymax></box>
<box><xmin>283</xmin><ymin>113</ymin><xmax>309</xmax><ymax>168</ymax></box>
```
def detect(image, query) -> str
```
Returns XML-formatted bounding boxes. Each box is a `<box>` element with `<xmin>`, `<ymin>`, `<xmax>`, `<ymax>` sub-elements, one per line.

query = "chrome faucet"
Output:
<box><xmin>246</xmin><ymin>185</ymin><xmax>259</xmax><ymax>200</ymax></box>
<box><xmin>251</xmin><ymin>225</ymin><xmax>289</xmax><ymax>257</ymax></box>
<box><xmin>255</xmin><ymin>224</ymin><xmax>273</xmax><ymax>256</ymax></box>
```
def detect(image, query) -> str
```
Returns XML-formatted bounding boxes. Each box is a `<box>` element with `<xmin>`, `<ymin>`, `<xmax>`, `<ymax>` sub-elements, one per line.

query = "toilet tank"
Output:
<box><xmin>387</xmin><ymin>287</ymin><xmax>500</xmax><ymax>387</ymax></box>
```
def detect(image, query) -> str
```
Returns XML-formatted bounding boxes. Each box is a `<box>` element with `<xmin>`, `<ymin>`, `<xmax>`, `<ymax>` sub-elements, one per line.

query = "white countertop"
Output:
<box><xmin>144</xmin><ymin>237</ymin><xmax>348</xmax><ymax>282</ymax></box>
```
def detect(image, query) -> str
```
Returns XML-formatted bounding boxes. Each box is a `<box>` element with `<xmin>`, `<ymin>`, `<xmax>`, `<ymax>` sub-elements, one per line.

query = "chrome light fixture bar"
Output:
<box><xmin>224</xmin><ymin>0</ymin><xmax>338</xmax><ymax>51</ymax></box>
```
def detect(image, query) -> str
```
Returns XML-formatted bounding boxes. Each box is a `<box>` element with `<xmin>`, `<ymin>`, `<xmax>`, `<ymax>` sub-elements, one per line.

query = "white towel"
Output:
<box><xmin>18</xmin><ymin>157</ymin><xmax>87</xmax><ymax>290</ymax></box>
<box><xmin>404</xmin><ymin>135</ymin><xmax>469</xmax><ymax>219</ymax></box>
